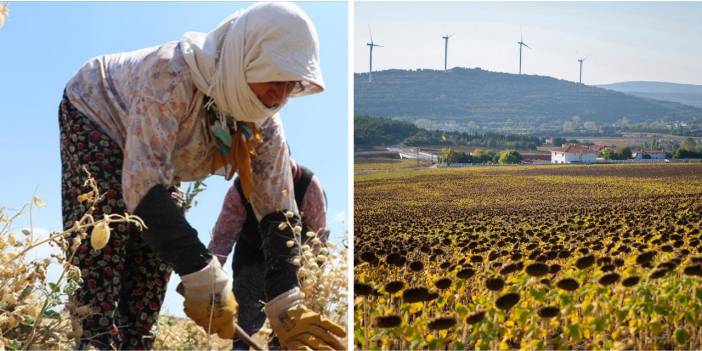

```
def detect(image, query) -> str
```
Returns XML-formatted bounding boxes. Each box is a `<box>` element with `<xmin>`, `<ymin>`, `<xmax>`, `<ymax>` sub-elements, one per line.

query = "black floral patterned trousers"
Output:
<box><xmin>59</xmin><ymin>94</ymin><xmax>173</xmax><ymax>350</ymax></box>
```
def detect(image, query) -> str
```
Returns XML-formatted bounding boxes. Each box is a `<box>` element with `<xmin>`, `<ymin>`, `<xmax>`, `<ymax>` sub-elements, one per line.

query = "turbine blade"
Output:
<box><xmin>523</xmin><ymin>43</ymin><xmax>531</xmax><ymax>49</ymax></box>
<box><xmin>369</xmin><ymin>25</ymin><xmax>373</xmax><ymax>44</ymax></box>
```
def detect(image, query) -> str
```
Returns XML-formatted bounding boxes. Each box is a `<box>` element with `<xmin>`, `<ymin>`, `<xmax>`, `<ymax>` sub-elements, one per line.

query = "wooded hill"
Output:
<box><xmin>355</xmin><ymin>68</ymin><xmax>702</xmax><ymax>134</ymax></box>
<box><xmin>597</xmin><ymin>81</ymin><xmax>702</xmax><ymax>109</ymax></box>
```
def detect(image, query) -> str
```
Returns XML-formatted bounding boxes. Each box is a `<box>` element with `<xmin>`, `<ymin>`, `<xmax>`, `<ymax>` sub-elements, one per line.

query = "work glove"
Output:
<box><xmin>180</xmin><ymin>258</ymin><xmax>238</xmax><ymax>339</ymax></box>
<box><xmin>265</xmin><ymin>287</ymin><xmax>347</xmax><ymax>350</ymax></box>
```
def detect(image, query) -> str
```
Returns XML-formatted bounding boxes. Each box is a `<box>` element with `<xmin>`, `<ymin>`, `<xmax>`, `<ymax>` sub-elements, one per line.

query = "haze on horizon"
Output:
<box><xmin>355</xmin><ymin>2</ymin><xmax>702</xmax><ymax>86</ymax></box>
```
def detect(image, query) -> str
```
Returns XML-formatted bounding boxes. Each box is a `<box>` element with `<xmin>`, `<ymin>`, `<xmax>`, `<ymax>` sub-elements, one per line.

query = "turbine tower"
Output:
<box><xmin>367</xmin><ymin>27</ymin><xmax>382</xmax><ymax>83</ymax></box>
<box><xmin>517</xmin><ymin>28</ymin><xmax>531</xmax><ymax>75</ymax></box>
<box><xmin>578</xmin><ymin>56</ymin><xmax>589</xmax><ymax>84</ymax></box>
<box><xmin>442</xmin><ymin>34</ymin><xmax>453</xmax><ymax>71</ymax></box>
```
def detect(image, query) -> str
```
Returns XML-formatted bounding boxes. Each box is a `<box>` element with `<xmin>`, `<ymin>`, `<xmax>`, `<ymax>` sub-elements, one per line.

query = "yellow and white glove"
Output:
<box><xmin>265</xmin><ymin>288</ymin><xmax>347</xmax><ymax>350</ymax></box>
<box><xmin>180</xmin><ymin>258</ymin><xmax>238</xmax><ymax>339</ymax></box>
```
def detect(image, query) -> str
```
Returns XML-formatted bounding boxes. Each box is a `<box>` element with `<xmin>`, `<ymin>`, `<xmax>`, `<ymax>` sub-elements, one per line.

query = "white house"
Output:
<box><xmin>633</xmin><ymin>150</ymin><xmax>669</xmax><ymax>160</ymax></box>
<box><xmin>551</xmin><ymin>145</ymin><xmax>598</xmax><ymax>164</ymax></box>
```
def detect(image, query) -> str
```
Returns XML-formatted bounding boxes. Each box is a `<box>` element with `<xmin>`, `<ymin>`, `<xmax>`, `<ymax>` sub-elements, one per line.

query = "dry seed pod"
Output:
<box><xmin>360</xmin><ymin>251</ymin><xmax>379</xmax><ymax>265</ymax></box>
<box><xmin>466</xmin><ymin>310</ymin><xmax>486</xmax><ymax>324</ymax></box>
<box><xmin>537</xmin><ymin>306</ymin><xmax>560</xmax><ymax>319</ymax></box>
<box><xmin>485</xmin><ymin>277</ymin><xmax>505</xmax><ymax>291</ymax></box>
<box><xmin>600</xmin><ymin>264</ymin><xmax>616</xmax><ymax>272</ymax></box>
<box><xmin>384</xmin><ymin>281</ymin><xmax>405</xmax><ymax>294</ymax></box>
<box><xmin>556</xmin><ymin>278</ymin><xmax>579</xmax><ymax>291</ymax></box>
<box><xmin>374</xmin><ymin>315</ymin><xmax>402</xmax><ymax>328</ymax></box>
<box><xmin>598</xmin><ymin>272</ymin><xmax>620</xmax><ymax>286</ymax></box>
<box><xmin>456</xmin><ymin>267</ymin><xmax>475</xmax><ymax>279</ymax></box>
<box><xmin>403</xmin><ymin>287</ymin><xmax>430</xmax><ymax>303</ymax></box>
<box><xmin>549</xmin><ymin>264</ymin><xmax>561</xmax><ymax>274</ymax></box>
<box><xmin>683</xmin><ymin>265</ymin><xmax>702</xmax><ymax>276</ymax></box>
<box><xmin>636</xmin><ymin>251</ymin><xmax>656</xmax><ymax>265</ymax></box>
<box><xmin>409</xmin><ymin>261</ymin><xmax>424</xmax><ymax>272</ymax></box>
<box><xmin>495</xmin><ymin>292</ymin><xmax>520</xmax><ymax>310</ymax></box>
<box><xmin>354</xmin><ymin>282</ymin><xmax>375</xmax><ymax>296</ymax></box>
<box><xmin>427</xmin><ymin>316</ymin><xmax>457</xmax><ymax>330</ymax></box>
<box><xmin>386</xmin><ymin>253</ymin><xmax>406</xmax><ymax>267</ymax></box>
<box><xmin>575</xmin><ymin>254</ymin><xmax>595</xmax><ymax>270</ymax></box>
<box><xmin>90</xmin><ymin>222</ymin><xmax>111</xmax><ymax>250</ymax></box>
<box><xmin>621</xmin><ymin>276</ymin><xmax>640</xmax><ymax>287</ymax></box>
<box><xmin>525</xmin><ymin>262</ymin><xmax>549</xmax><ymax>277</ymax></box>
<box><xmin>499</xmin><ymin>262</ymin><xmax>520</xmax><ymax>275</ymax></box>
<box><xmin>434</xmin><ymin>278</ymin><xmax>452</xmax><ymax>290</ymax></box>
<box><xmin>649</xmin><ymin>268</ymin><xmax>668</xmax><ymax>279</ymax></box>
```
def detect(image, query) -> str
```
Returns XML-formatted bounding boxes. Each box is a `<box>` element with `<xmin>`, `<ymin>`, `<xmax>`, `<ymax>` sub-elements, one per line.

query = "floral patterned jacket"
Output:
<box><xmin>64</xmin><ymin>41</ymin><xmax>297</xmax><ymax>217</ymax></box>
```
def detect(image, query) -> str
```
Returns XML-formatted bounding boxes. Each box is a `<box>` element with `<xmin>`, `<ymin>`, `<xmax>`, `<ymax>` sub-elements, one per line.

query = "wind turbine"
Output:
<box><xmin>517</xmin><ymin>27</ymin><xmax>531</xmax><ymax>75</ymax></box>
<box><xmin>442</xmin><ymin>34</ymin><xmax>453</xmax><ymax>71</ymax></box>
<box><xmin>578</xmin><ymin>56</ymin><xmax>589</xmax><ymax>84</ymax></box>
<box><xmin>367</xmin><ymin>26</ymin><xmax>382</xmax><ymax>82</ymax></box>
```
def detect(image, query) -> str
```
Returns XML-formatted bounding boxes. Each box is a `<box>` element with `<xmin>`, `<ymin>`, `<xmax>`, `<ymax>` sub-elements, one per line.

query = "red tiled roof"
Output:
<box><xmin>551</xmin><ymin>145</ymin><xmax>599</xmax><ymax>153</ymax></box>
<box><xmin>642</xmin><ymin>150</ymin><xmax>669</xmax><ymax>154</ymax></box>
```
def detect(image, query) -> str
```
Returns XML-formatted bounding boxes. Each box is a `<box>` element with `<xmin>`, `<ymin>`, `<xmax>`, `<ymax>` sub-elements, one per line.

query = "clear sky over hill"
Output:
<box><xmin>0</xmin><ymin>2</ymin><xmax>348</xmax><ymax>317</ymax></box>
<box><xmin>355</xmin><ymin>2</ymin><xmax>702</xmax><ymax>85</ymax></box>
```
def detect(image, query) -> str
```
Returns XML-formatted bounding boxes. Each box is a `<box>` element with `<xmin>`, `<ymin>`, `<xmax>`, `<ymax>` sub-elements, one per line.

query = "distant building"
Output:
<box><xmin>551</xmin><ymin>145</ymin><xmax>598</xmax><ymax>164</ymax></box>
<box><xmin>522</xmin><ymin>153</ymin><xmax>552</xmax><ymax>164</ymax></box>
<box><xmin>633</xmin><ymin>150</ymin><xmax>670</xmax><ymax>160</ymax></box>
<box><xmin>588</xmin><ymin>145</ymin><xmax>607</xmax><ymax>153</ymax></box>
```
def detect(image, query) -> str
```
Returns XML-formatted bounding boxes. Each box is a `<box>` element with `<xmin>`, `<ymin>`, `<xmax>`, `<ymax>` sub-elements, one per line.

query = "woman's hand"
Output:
<box><xmin>179</xmin><ymin>258</ymin><xmax>239</xmax><ymax>339</ymax></box>
<box><xmin>265</xmin><ymin>288</ymin><xmax>346</xmax><ymax>350</ymax></box>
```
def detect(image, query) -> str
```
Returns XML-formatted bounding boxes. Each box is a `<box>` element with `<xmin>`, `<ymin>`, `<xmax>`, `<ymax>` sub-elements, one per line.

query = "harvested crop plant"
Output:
<box><xmin>354</xmin><ymin>163</ymin><xmax>702</xmax><ymax>350</ymax></box>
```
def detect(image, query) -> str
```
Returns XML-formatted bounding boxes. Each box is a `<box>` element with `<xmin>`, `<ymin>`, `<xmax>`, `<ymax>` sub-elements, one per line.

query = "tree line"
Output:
<box><xmin>355</xmin><ymin>115</ymin><xmax>543</xmax><ymax>150</ymax></box>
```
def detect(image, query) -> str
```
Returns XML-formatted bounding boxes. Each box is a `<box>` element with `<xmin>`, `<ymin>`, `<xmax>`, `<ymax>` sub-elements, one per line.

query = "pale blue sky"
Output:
<box><xmin>355</xmin><ymin>2</ymin><xmax>702</xmax><ymax>85</ymax></box>
<box><xmin>0</xmin><ymin>2</ymin><xmax>347</xmax><ymax>317</ymax></box>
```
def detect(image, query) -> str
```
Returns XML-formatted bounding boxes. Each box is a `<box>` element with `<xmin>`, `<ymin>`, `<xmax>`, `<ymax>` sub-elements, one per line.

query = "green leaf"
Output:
<box><xmin>593</xmin><ymin>316</ymin><xmax>607</xmax><ymax>332</ymax></box>
<box><xmin>567</xmin><ymin>324</ymin><xmax>583</xmax><ymax>341</ymax></box>
<box><xmin>455</xmin><ymin>304</ymin><xmax>469</xmax><ymax>317</ymax></box>
<box><xmin>649</xmin><ymin>319</ymin><xmax>663</xmax><ymax>335</ymax></box>
<box><xmin>674</xmin><ymin>328</ymin><xmax>689</xmax><ymax>345</ymax></box>
<box><xmin>409</xmin><ymin>336</ymin><xmax>422</xmax><ymax>350</ymax></box>
<box><xmin>427</xmin><ymin>338</ymin><xmax>442</xmax><ymax>350</ymax></box>
<box><xmin>653</xmin><ymin>304</ymin><xmax>670</xmax><ymax>316</ymax></box>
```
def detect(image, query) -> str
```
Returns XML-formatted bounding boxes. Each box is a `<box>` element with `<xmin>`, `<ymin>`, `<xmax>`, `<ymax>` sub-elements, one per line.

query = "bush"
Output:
<box><xmin>498</xmin><ymin>150</ymin><xmax>523</xmax><ymax>164</ymax></box>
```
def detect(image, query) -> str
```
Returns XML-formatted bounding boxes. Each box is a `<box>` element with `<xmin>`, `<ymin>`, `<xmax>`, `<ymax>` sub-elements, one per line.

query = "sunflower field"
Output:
<box><xmin>354</xmin><ymin>162</ymin><xmax>702</xmax><ymax>350</ymax></box>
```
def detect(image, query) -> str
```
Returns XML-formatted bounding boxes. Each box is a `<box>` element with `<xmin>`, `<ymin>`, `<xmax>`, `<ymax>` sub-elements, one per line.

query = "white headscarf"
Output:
<box><xmin>180</xmin><ymin>2</ymin><xmax>324</xmax><ymax>124</ymax></box>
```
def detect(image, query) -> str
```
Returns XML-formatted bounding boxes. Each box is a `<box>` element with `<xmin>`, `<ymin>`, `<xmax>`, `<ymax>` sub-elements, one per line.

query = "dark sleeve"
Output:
<box><xmin>259</xmin><ymin>211</ymin><xmax>301</xmax><ymax>300</ymax></box>
<box><xmin>134</xmin><ymin>184</ymin><xmax>211</xmax><ymax>275</ymax></box>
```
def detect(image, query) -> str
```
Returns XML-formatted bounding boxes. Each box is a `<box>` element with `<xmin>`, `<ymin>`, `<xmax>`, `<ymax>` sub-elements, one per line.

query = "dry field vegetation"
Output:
<box><xmin>354</xmin><ymin>163</ymin><xmax>702</xmax><ymax>350</ymax></box>
<box><xmin>1</xmin><ymin>175</ymin><xmax>347</xmax><ymax>350</ymax></box>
